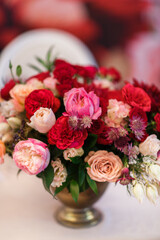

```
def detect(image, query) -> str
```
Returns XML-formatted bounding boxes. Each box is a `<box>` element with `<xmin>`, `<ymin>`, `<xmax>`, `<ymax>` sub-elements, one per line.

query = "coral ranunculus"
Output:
<box><xmin>48</xmin><ymin>116</ymin><xmax>88</xmax><ymax>150</ymax></box>
<box><xmin>122</xmin><ymin>83</ymin><xmax>151</xmax><ymax>112</ymax></box>
<box><xmin>13</xmin><ymin>138</ymin><xmax>50</xmax><ymax>175</ymax></box>
<box><xmin>25</xmin><ymin>89</ymin><xmax>60</xmax><ymax>119</ymax></box>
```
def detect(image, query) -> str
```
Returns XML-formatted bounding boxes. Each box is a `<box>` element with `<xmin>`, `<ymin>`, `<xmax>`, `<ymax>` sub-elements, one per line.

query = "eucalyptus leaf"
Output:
<box><xmin>28</xmin><ymin>64</ymin><xmax>42</xmax><ymax>73</ymax></box>
<box><xmin>70</xmin><ymin>180</ymin><xmax>79</xmax><ymax>203</ymax></box>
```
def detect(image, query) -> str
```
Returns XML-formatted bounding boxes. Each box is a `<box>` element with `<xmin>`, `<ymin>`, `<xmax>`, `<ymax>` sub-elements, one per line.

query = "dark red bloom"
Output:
<box><xmin>97</xmin><ymin>125</ymin><xmax>113</xmax><ymax>145</ymax></box>
<box><xmin>117</xmin><ymin>168</ymin><xmax>134</xmax><ymax>185</ymax></box>
<box><xmin>89</xmin><ymin>118</ymin><xmax>106</xmax><ymax>135</ymax></box>
<box><xmin>25</xmin><ymin>89</ymin><xmax>60</xmax><ymax>119</ymax></box>
<box><xmin>28</xmin><ymin>71</ymin><xmax>50</xmax><ymax>82</ymax></box>
<box><xmin>98</xmin><ymin>67</ymin><xmax>121</xmax><ymax>82</ymax></box>
<box><xmin>48</xmin><ymin>116</ymin><xmax>88</xmax><ymax>150</ymax></box>
<box><xmin>0</xmin><ymin>79</ymin><xmax>16</xmax><ymax>100</ymax></box>
<box><xmin>133</xmin><ymin>79</ymin><xmax>160</xmax><ymax>112</ymax></box>
<box><xmin>74</xmin><ymin>65</ymin><xmax>97</xmax><ymax>79</ymax></box>
<box><xmin>122</xmin><ymin>83</ymin><xmax>151</xmax><ymax>112</ymax></box>
<box><xmin>154</xmin><ymin>113</ymin><xmax>160</xmax><ymax>132</ymax></box>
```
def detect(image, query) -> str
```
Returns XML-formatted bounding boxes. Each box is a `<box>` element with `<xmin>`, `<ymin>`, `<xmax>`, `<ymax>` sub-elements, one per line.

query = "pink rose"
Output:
<box><xmin>43</xmin><ymin>77</ymin><xmax>59</xmax><ymax>96</ymax></box>
<box><xmin>28</xmin><ymin>107</ymin><xmax>56</xmax><ymax>133</ymax></box>
<box><xmin>13</xmin><ymin>138</ymin><xmax>50</xmax><ymax>175</ymax></box>
<box><xmin>85</xmin><ymin>150</ymin><xmax>123</xmax><ymax>182</ymax></box>
<box><xmin>26</xmin><ymin>78</ymin><xmax>44</xmax><ymax>89</ymax></box>
<box><xmin>64</xmin><ymin>87</ymin><xmax>102</xmax><ymax>128</ymax></box>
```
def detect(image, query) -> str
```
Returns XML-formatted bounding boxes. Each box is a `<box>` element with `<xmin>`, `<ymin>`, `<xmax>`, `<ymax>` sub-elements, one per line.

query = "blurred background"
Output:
<box><xmin>0</xmin><ymin>0</ymin><xmax>160</xmax><ymax>88</ymax></box>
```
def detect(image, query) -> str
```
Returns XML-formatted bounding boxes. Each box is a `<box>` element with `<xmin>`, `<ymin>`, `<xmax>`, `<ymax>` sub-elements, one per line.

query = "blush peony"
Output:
<box><xmin>13</xmin><ymin>138</ymin><xmax>50</xmax><ymax>175</ymax></box>
<box><xmin>122</xmin><ymin>83</ymin><xmax>151</xmax><ymax>112</ymax></box>
<box><xmin>48</xmin><ymin>116</ymin><xmax>88</xmax><ymax>150</ymax></box>
<box><xmin>28</xmin><ymin>107</ymin><xmax>56</xmax><ymax>133</ymax></box>
<box><xmin>85</xmin><ymin>150</ymin><xmax>123</xmax><ymax>182</ymax></box>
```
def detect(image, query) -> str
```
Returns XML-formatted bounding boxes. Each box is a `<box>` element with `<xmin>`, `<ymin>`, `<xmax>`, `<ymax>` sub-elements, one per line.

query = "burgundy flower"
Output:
<box><xmin>154</xmin><ymin>113</ymin><xmax>160</xmax><ymax>132</ymax></box>
<box><xmin>117</xmin><ymin>168</ymin><xmax>134</xmax><ymax>185</ymax></box>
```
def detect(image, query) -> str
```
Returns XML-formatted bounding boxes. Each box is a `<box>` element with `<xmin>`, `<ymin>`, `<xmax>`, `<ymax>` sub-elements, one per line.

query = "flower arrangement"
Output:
<box><xmin>0</xmin><ymin>49</ymin><xmax>160</xmax><ymax>204</ymax></box>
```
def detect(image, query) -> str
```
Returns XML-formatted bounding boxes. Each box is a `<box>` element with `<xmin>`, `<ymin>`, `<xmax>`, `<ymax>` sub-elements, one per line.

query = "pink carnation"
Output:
<box><xmin>63</xmin><ymin>87</ymin><xmax>102</xmax><ymax>128</ymax></box>
<box><xmin>13</xmin><ymin>138</ymin><xmax>50</xmax><ymax>175</ymax></box>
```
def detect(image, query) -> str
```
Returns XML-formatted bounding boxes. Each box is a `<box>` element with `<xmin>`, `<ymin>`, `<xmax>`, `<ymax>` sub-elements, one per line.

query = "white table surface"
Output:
<box><xmin>0</xmin><ymin>157</ymin><xmax>160</xmax><ymax>240</ymax></box>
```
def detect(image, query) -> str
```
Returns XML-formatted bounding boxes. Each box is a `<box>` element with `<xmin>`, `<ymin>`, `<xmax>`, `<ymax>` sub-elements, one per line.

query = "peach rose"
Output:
<box><xmin>0</xmin><ymin>140</ymin><xmax>6</xmax><ymax>164</ymax></box>
<box><xmin>28</xmin><ymin>107</ymin><xmax>56</xmax><ymax>133</ymax></box>
<box><xmin>85</xmin><ymin>150</ymin><xmax>123</xmax><ymax>182</ymax></box>
<box><xmin>9</xmin><ymin>84</ymin><xmax>36</xmax><ymax>112</ymax></box>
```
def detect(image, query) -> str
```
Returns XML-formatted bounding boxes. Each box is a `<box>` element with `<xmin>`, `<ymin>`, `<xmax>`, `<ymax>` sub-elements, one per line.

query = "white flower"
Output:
<box><xmin>28</xmin><ymin>107</ymin><xmax>56</xmax><ymax>133</ymax></box>
<box><xmin>7</xmin><ymin>117</ymin><xmax>21</xmax><ymax>129</ymax></box>
<box><xmin>2</xmin><ymin>131</ymin><xmax>13</xmax><ymax>143</ymax></box>
<box><xmin>132</xmin><ymin>182</ymin><xmax>145</xmax><ymax>203</ymax></box>
<box><xmin>0</xmin><ymin>122</ymin><xmax>10</xmax><ymax>138</ymax></box>
<box><xmin>63</xmin><ymin>147</ymin><xmax>84</xmax><ymax>161</ymax></box>
<box><xmin>139</xmin><ymin>134</ymin><xmax>160</xmax><ymax>158</ymax></box>
<box><xmin>146</xmin><ymin>184</ymin><xmax>158</xmax><ymax>204</ymax></box>
<box><xmin>148</xmin><ymin>164</ymin><xmax>160</xmax><ymax>182</ymax></box>
<box><xmin>0</xmin><ymin>100</ymin><xmax>17</xmax><ymax>117</ymax></box>
<box><xmin>51</xmin><ymin>158</ymin><xmax>67</xmax><ymax>188</ymax></box>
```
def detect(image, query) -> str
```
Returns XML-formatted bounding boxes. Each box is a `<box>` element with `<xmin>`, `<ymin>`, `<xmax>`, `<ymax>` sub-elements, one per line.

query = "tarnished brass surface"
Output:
<box><xmin>55</xmin><ymin>182</ymin><xmax>108</xmax><ymax>228</ymax></box>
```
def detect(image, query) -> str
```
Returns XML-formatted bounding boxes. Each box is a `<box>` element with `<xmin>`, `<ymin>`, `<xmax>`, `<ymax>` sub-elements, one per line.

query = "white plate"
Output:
<box><xmin>0</xmin><ymin>29</ymin><xmax>97</xmax><ymax>87</ymax></box>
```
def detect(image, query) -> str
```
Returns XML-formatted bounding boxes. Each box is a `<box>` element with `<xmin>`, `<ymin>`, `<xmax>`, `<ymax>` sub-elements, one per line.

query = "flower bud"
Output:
<box><xmin>2</xmin><ymin>132</ymin><xmax>13</xmax><ymax>143</ymax></box>
<box><xmin>146</xmin><ymin>184</ymin><xmax>158</xmax><ymax>204</ymax></box>
<box><xmin>0</xmin><ymin>122</ymin><xmax>10</xmax><ymax>136</ymax></box>
<box><xmin>148</xmin><ymin>164</ymin><xmax>160</xmax><ymax>182</ymax></box>
<box><xmin>132</xmin><ymin>182</ymin><xmax>145</xmax><ymax>203</ymax></box>
<box><xmin>7</xmin><ymin>117</ymin><xmax>21</xmax><ymax>129</ymax></box>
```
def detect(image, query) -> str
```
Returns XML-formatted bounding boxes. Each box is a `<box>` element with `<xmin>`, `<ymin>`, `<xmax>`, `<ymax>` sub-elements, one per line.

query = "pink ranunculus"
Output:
<box><xmin>13</xmin><ymin>138</ymin><xmax>50</xmax><ymax>175</ymax></box>
<box><xmin>85</xmin><ymin>150</ymin><xmax>123</xmax><ymax>182</ymax></box>
<box><xmin>64</xmin><ymin>87</ymin><xmax>102</xmax><ymax>128</ymax></box>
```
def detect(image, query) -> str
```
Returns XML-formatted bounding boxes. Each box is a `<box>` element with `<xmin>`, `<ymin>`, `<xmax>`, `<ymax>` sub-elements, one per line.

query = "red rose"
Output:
<box><xmin>25</xmin><ymin>89</ymin><xmax>60</xmax><ymax>119</ymax></box>
<box><xmin>48</xmin><ymin>116</ymin><xmax>88</xmax><ymax>150</ymax></box>
<box><xmin>28</xmin><ymin>71</ymin><xmax>50</xmax><ymax>82</ymax></box>
<box><xmin>154</xmin><ymin>113</ymin><xmax>160</xmax><ymax>132</ymax></box>
<box><xmin>89</xmin><ymin>118</ymin><xmax>105</xmax><ymax>135</ymax></box>
<box><xmin>0</xmin><ymin>79</ymin><xmax>16</xmax><ymax>100</ymax></box>
<box><xmin>122</xmin><ymin>83</ymin><xmax>151</xmax><ymax>112</ymax></box>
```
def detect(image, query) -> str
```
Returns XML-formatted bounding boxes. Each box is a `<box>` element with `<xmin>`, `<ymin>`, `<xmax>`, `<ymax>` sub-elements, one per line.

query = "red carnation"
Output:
<box><xmin>25</xmin><ymin>89</ymin><xmax>60</xmax><ymax>119</ymax></box>
<box><xmin>74</xmin><ymin>65</ymin><xmax>97</xmax><ymax>79</ymax></box>
<box><xmin>122</xmin><ymin>83</ymin><xmax>151</xmax><ymax>112</ymax></box>
<box><xmin>89</xmin><ymin>118</ymin><xmax>105</xmax><ymax>135</ymax></box>
<box><xmin>0</xmin><ymin>79</ymin><xmax>16</xmax><ymax>100</ymax></box>
<box><xmin>48</xmin><ymin>116</ymin><xmax>88</xmax><ymax>150</ymax></box>
<box><xmin>28</xmin><ymin>71</ymin><xmax>50</xmax><ymax>82</ymax></box>
<box><xmin>154</xmin><ymin>113</ymin><xmax>160</xmax><ymax>132</ymax></box>
<box><xmin>98</xmin><ymin>67</ymin><xmax>121</xmax><ymax>83</ymax></box>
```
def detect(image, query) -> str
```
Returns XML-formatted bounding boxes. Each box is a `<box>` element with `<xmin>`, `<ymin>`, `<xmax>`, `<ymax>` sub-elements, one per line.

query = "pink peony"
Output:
<box><xmin>13</xmin><ymin>138</ymin><xmax>50</xmax><ymax>175</ymax></box>
<box><xmin>63</xmin><ymin>87</ymin><xmax>102</xmax><ymax>128</ymax></box>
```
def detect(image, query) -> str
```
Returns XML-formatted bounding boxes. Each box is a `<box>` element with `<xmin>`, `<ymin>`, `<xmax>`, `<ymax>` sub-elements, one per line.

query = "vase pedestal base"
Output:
<box><xmin>55</xmin><ymin>207</ymin><xmax>102</xmax><ymax>228</ymax></box>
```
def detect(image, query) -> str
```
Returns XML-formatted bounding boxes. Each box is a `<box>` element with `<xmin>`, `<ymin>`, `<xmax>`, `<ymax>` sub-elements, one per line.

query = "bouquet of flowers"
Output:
<box><xmin>0</xmin><ymin>50</ymin><xmax>160</xmax><ymax>204</ymax></box>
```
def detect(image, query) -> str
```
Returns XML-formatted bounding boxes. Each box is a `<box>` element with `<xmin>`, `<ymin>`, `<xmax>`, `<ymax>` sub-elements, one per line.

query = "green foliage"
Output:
<box><xmin>86</xmin><ymin>174</ymin><xmax>98</xmax><ymax>195</ymax></box>
<box><xmin>16</xmin><ymin>65</ymin><xmax>22</xmax><ymax>77</ymax></box>
<box><xmin>54</xmin><ymin>178</ymin><xmax>70</xmax><ymax>196</ymax></box>
<box><xmin>70</xmin><ymin>180</ymin><xmax>79</xmax><ymax>203</ymax></box>
<box><xmin>69</xmin><ymin>156</ymin><xmax>81</xmax><ymax>164</ymax></box>
<box><xmin>37</xmin><ymin>163</ymin><xmax>54</xmax><ymax>195</ymax></box>
<box><xmin>78</xmin><ymin>165</ymin><xmax>85</xmax><ymax>186</ymax></box>
<box><xmin>83</xmin><ymin>133</ymin><xmax>98</xmax><ymax>154</ymax></box>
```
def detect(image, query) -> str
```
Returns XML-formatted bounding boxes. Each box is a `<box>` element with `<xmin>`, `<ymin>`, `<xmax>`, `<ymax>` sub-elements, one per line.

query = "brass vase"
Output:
<box><xmin>55</xmin><ymin>182</ymin><xmax>109</xmax><ymax>228</ymax></box>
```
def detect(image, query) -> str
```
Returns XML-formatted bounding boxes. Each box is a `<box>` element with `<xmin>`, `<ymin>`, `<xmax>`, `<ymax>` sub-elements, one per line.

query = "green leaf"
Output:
<box><xmin>86</xmin><ymin>174</ymin><xmax>98</xmax><ymax>195</ymax></box>
<box><xmin>54</xmin><ymin>179</ymin><xmax>69</xmax><ymax>196</ymax></box>
<box><xmin>46</xmin><ymin>46</ymin><xmax>54</xmax><ymax>63</ymax></box>
<box><xmin>35</xmin><ymin>56</ymin><xmax>48</xmax><ymax>69</ymax></box>
<box><xmin>37</xmin><ymin>163</ymin><xmax>54</xmax><ymax>194</ymax></box>
<box><xmin>83</xmin><ymin>133</ymin><xmax>97</xmax><ymax>151</ymax></box>
<box><xmin>85</xmin><ymin>162</ymin><xmax>91</xmax><ymax>168</ymax></box>
<box><xmin>17</xmin><ymin>169</ymin><xmax>22</xmax><ymax>177</ymax></box>
<box><xmin>28</xmin><ymin>64</ymin><xmax>42</xmax><ymax>73</ymax></box>
<box><xmin>16</xmin><ymin>65</ymin><xmax>22</xmax><ymax>77</ymax></box>
<box><xmin>70</xmin><ymin>180</ymin><xmax>79</xmax><ymax>203</ymax></box>
<box><xmin>9</xmin><ymin>61</ymin><xmax>13</xmax><ymax>69</ymax></box>
<box><xmin>69</xmin><ymin>156</ymin><xmax>81</xmax><ymax>164</ymax></box>
<box><xmin>78</xmin><ymin>165</ymin><xmax>85</xmax><ymax>186</ymax></box>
